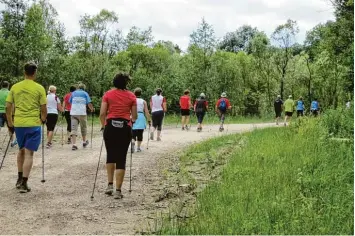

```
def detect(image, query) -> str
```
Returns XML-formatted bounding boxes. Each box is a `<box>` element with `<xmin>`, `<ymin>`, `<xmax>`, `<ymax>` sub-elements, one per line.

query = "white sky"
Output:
<box><xmin>1</xmin><ymin>0</ymin><xmax>335</xmax><ymax>50</ymax></box>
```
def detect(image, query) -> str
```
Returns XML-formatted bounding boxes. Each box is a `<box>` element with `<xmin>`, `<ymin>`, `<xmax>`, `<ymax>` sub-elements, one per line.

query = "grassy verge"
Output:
<box><xmin>158</xmin><ymin>118</ymin><xmax>354</xmax><ymax>235</ymax></box>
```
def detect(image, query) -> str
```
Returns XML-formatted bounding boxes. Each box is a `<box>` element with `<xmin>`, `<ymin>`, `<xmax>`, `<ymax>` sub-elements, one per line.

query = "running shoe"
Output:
<box><xmin>67</xmin><ymin>138</ymin><xmax>71</xmax><ymax>144</ymax></box>
<box><xmin>19</xmin><ymin>182</ymin><xmax>31</xmax><ymax>193</ymax></box>
<box><xmin>182</xmin><ymin>127</ymin><xmax>185</xmax><ymax>131</ymax></box>
<box><xmin>137</xmin><ymin>147</ymin><xmax>142</xmax><ymax>152</ymax></box>
<box><xmin>72</xmin><ymin>145</ymin><xmax>78</xmax><ymax>151</ymax></box>
<box><xmin>46</xmin><ymin>142</ymin><xmax>52</xmax><ymax>149</ymax></box>
<box><xmin>113</xmin><ymin>189</ymin><xmax>123</xmax><ymax>199</ymax></box>
<box><xmin>83</xmin><ymin>140</ymin><xmax>89</xmax><ymax>148</ymax></box>
<box><xmin>157</xmin><ymin>137</ymin><xmax>161</xmax><ymax>141</ymax></box>
<box><xmin>105</xmin><ymin>184</ymin><xmax>113</xmax><ymax>195</ymax></box>
<box><xmin>15</xmin><ymin>178</ymin><xmax>22</xmax><ymax>189</ymax></box>
<box><xmin>150</xmin><ymin>132</ymin><xmax>154</xmax><ymax>140</ymax></box>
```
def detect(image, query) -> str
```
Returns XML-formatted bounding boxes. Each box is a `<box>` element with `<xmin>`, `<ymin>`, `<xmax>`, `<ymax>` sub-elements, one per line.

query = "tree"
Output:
<box><xmin>272</xmin><ymin>19</ymin><xmax>299</xmax><ymax>99</ymax></box>
<box><xmin>125</xmin><ymin>26</ymin><xmax>154</xmax><ymax>48</ymax></box>
<box><xmin>219</xmin><ymin>25</ymin><xmax>258</xmax><ymax>54</ymax></box>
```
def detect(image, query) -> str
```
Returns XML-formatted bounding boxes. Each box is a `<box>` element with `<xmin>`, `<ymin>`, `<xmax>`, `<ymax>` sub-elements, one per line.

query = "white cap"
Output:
<box><xmin>200</xmin><ymin>93</ymin><xmax>205</xmax><ymax>98</ymax></box>
<box><xmin>221</xmin><ymin>92</ymin><xmax>227</xmax><ymax>98</ymax></box>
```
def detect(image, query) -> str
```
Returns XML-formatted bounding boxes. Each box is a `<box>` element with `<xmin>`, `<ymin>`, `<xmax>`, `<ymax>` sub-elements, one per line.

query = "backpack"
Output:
<box><xmin>218</xmin><ymin>99</ymin><xmax>227</xmax><ymax>112</ymax></box>
<box><xmin>196</xmin><ymin>99</ymin><xmax>206</xmax><ymax>113</ymax></box>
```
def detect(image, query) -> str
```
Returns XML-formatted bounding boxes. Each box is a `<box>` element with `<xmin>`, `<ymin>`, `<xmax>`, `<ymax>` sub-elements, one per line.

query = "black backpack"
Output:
<box><xmin>196</xmin><ymin>99</ymin><xmax>206</xmax><ymax>113</ymax></box>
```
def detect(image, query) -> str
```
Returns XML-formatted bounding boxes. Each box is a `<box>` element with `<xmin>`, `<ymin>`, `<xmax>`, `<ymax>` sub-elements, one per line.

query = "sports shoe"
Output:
<box><xmin>150</xmin><ymin>132</ymin><xmax>154</xmax><ymax>140</ymax></box>
<box><xmin>219</xmin><ymin>127</ymin><xmax>224</xmax><ymax>132</ymax></box>
<box><xmin>131</xmin><ymin>142</ymin><xmax>135</xmax><ymax>153</ymax></box>
<box><xmin>10</xmin><ymin>139</ymin><xmax>18</xmax><ymax>148</ymax></box>
<box><xmin>113</xmin><ymin>189</ymin><xmax>123</xmax><ymax>199</ymax></box>
<box><xmin>137</xmin><ymin>147</ymin><xmax>142</xmax><ymax>152</ymax></box>
<box><xmin>185</xmin><ymin>125</ymin><xmax>189</xmax><ymax>131</ymax></box>
<box><xmin>67</xmin><ymin>138</ymin><xmax>71</xmax><ymax>144</ymax></box>
<box><xmin>105</xmin><ymin>184</ymin><xmax>113</xmax><ymax>195</ymax></box>
<box><xmin>182</xmin><ymin>127</ymin><xmax>185</xmax><ymax>131</ymax></box>
<box><xmin>83</xmin><ymin>140</ymin><xmax>89</xmax><ymax>148</ymax></box>
<box><xmin>72</xmin><ymin>145</ymin><xmax>78</xmax><ymax>151</ymax></box>
<box><xmin>19</xmin><ymin>182</ymin><xmax>31</xmax><ymax>193</ymax></box>
<box><xmin>157</xmin><ymin>137</ymin><xmax>161</xmax><ymax>141</ymax></box>
<box><xmin>46</xmin><ymin>142</ymin><xmax>52</xmax><ymax>149</ymax></box>
<box><xmin>15</xmin><ymin>179</ymin><xmax>22</xmax><ymax>189</ymax></box>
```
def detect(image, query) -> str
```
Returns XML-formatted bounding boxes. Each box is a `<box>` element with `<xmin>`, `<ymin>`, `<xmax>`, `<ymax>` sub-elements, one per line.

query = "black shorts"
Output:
<box><xmin>104</xmin><ymin>118</ymin><xmax>132</xmax><ymax>170</ymax></box>
<box><xmin>297</xmin><ymin>110</ymin><xmax>304</xmax><ymax>117</ymax></box>
<box><xmin>46</xmin><ymin>113</ymin><xmax>58</xmax><ymax>131</ymax></box>
<box><xmin>311</xmin><ymin>110</ymin><xmax>319</xmax><ymax>116</ymax></box>
<box><xmin>132</xmin><ymin>129</ymin><xmax>144</xmax><ymax>142</ymax></box>
<box><xmin>275</xmin><ymin>111</ymin><xmax>282</xmax><ymax>118</ymax></box>
<box><xmin>0</xmin><ymin>113</ymin><xmax>7</xmax><ymax>127</ymax></box>
<box><xmin>196</xmin><ymin>112</ymin><xmax>205</xmax><ymax>124</ymax></box>
<box><xmin>285</xmin><ymin>112</ymin><xmax>293</xmax><ymax>117</ymax></box>
<box><xmin>152</xmin><ymin>110</ymin><xmax>164</xmax><ymax>131</ymax></box>
<box><xmin>181</xmin><ymin>109</ymin><xmax>190</xmax><ymax>116</ymax></box>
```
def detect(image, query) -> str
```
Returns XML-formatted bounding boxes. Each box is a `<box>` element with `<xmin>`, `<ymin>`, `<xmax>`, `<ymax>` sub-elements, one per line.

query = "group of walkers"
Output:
<box><xmin>179</xmin><ymin>90</ymin><xmax>232</xmax><ymax>132</ymax></box>
<box><xmin>274</xmin><ymin>95</ymin><xmax>321</xmax><ymax>126</ymax></box>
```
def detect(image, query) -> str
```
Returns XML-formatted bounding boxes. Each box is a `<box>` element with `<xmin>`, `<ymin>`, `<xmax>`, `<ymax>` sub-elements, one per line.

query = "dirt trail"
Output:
<box><xmin>0</xmin><ymin>123</ymin><xmax>275</xmax><ymax>235</ymax></box>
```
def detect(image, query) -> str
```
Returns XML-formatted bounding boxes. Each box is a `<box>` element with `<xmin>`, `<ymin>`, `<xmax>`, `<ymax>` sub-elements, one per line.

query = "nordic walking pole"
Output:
<box><xmin>129</xmin><ymin>140</ymin><xmax>133</xmax><ymax>193</ymax></box>
<box><xmin>61</xmin><ymin>115</ymin><xmax>64</xmax><ymax>146</ymax></box>
<box><xmin>90</xmin><ymin>111</ymin><xmax>94</xmax><ymax>148</ymax></box>
<box><xmin>90</xmin><ymin>136</ymin><xmax>104</xmax><ymax>200</ymax></box>
<box><xmin>41</xmin><ymin>124</ymin><xmax>45</xmax><ymax>183</ymax></box>
<box><xmin>0</xmin><ymin>133</ymin><xmax>13</xmax><ymax>170</ymax></box>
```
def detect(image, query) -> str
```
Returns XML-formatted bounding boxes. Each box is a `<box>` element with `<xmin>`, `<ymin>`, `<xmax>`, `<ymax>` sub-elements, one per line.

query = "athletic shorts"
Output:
<box><xmin>275</xmin><ymin>111</ymin><xmax>282</xmax><ymax>118</ymax></box>
<box><xmin>311</xmin><ymin>110</ymin><xmax>319</xmax><ymax>116</ymax></box>
<box><xmin>0</xmin><ymin>113</ymin><xmax>7</xmax><ymax>127</ymax></box>
<box><xmin>132</xmin><ymin>129</ymin><xmax>144</xmax><ymax>142</ymax></box>
<box><xmin>181</xmin><ymin>109</ymin><xmax>190</xmax><ymax>116</ymax></box>
<box><xmin>104</xmin><ymin>118</ymin><xmax>132</xmax><ymax>170</ymax></box>
<box><xmin>15</xmin><ymin>127</ymin><xmax>41</xmax><ymax>151</ymax></box>
<box><xmin>71</xmin><ymin>115</ymin><xmax>87</xmax><ymax>136</ymax></box>
<box><xmin>285</xmin><ymin>112</ymin><xmax>293</xmax><ymax>117</ymax></box>
<box><xmin>297</xmin><ymin>110</ymin><xmax>304</xmax><ymax>117</ymax></box>
<box><xmin>152</xmin><ymin>110</ymin><xmax>164</xmax><ymax>131</ymax></box>
<box><xmin>196</xmin><ymin>112</ymin><xmax>205</xmax><ymax>124</ymax></box>
<box><xmin>46</xmin><ymin>113</ymin><xmax>58</xmax><ymax>131</ymax></box>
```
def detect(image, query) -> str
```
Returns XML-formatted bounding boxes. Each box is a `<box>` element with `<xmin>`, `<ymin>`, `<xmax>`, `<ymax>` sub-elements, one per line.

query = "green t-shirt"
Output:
<box><xmin>284</xmin><ymin>99</ymin><xmax>295</xmax><ymax>112</ymax></box>
<box><xmin>0</xmin><ymin>88</ymin><xmax>9</xmax><ymax>113</ymax></box>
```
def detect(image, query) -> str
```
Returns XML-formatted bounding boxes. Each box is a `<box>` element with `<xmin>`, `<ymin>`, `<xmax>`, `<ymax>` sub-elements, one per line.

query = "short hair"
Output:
<box><xmin>299</xmin><ymin>96</ymin><xmax>303</xmax><ymax>100</ymax></box>
<box><xmin>156</xmin><ymin>88</ymin><xmax>162</xmax><ymax>95</ymax></box>
<box><xmin>78</xmin><ymin>83</ymin><xmax>86</xmax><ymax>90</ymax></box>
<box><xmin>113</xmin><ymin>72</ymin><xmax>130</xmax><ymax>90</ymax></box>
<box><xmin>24</xmin><ymin>61</ymin><xmax>37</xmax><ymax>76</ymax></box>
<box><xmin>184</xmin><ymin>89</ymin><xmax>190</xmax><ymax>95</ymax></box>
<box><xmin>70</xmin><ymin>86</ymin><xmax>76</xmax><ymax>92</ymax></box>
<box><xmin>134</xmin><ymin>87</ymin><xmax>142</xmax><ymax>97</ymax></box>
<box><xmin>2</xmin><ymin>81</ymin><xmax>9</xmax><ymax>88</ymax></box>
<box><xmin>48</xmin><ymin>85</ymin><xmax>56</xmax><ymax>93</ymax></box>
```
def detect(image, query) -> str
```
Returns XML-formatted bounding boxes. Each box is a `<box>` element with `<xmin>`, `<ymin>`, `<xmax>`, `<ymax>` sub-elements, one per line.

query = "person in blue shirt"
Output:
<box><xmin>296</xmin><ymin>96</ymin><xmax>305</xmax><ymax>117</ymax></box>
<box><xmin>69</xmin><ymin>83</ymin><xmax>94</xmax><ymax>150</ymax></box>
<box><xmin>310</xmin><ymin>98</ymin><xmax>320</xmax><ymax>117</ymax></box>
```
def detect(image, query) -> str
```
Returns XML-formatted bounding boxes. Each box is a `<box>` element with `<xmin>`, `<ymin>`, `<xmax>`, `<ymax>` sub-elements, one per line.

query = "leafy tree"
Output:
<box><xmin>219</xmin><ymin>25</ymin><xmax>258</xmax><ymax>54</ymax></box>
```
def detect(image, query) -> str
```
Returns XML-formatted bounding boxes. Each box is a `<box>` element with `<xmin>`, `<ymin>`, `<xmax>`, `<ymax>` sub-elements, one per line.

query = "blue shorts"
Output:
<box><xmin>15</xmin><ymin>127</ymin><xmax>41</xmax><ymax>151</ymax></box>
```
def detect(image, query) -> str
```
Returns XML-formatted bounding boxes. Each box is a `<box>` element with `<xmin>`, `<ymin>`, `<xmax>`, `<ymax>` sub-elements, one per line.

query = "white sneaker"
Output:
<box><xmin>150</xmin><ymin>132</ymin><xmax>154</xmax><ymax>140</ymax></box>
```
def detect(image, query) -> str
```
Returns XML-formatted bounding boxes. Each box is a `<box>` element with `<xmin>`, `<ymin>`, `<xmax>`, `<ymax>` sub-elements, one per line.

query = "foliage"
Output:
<box><xmin>0</xmin><ymin>1</ymin><xmax>352</xmax><ymax>115</ymax></box>
<box><xmin>159</xmin><ymin>114</ymin><xmax>354</xmax><ymax>234</ymax></box>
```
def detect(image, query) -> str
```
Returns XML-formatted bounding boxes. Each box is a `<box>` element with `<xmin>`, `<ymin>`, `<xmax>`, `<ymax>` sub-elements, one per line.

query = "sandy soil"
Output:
<box><xmin>0</xmin><ymin>122</ymin><xmax>276</xmax><ymax>235</ymax></box>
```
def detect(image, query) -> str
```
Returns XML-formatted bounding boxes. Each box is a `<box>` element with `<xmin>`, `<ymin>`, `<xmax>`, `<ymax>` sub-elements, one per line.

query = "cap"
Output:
<box><xmin>289</xmin><ymin>95</ymin><xmax>292</xmax><ymax>98</ymax></box>
<box><xmin>277</xmin><ymin>95</ymin><xmax>281</xmax><ymax>98</ymax></box>
<box><xmin>200</xmin><ymin>93</ymin><xmax>205</xmax><ymax>98</ymax></box>
<box><xmin>221</xmin><ymin>92</ymin><xmax>227</xmax><ymax>98</ymax></box>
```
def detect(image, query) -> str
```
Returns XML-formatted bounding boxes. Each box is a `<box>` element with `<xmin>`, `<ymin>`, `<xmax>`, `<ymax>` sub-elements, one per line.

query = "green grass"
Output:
<box><xmin>159</xmin><ymin>118</ymin><xmax>354</xmax><ymax>235</ymax></box>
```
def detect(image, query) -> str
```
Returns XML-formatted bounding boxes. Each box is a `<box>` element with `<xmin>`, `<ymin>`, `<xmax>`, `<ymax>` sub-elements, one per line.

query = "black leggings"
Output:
<box><xmin>152</xmin><ymin>110</ymin><xmax>164</xmax><ymax>131</ymax></box>
<box><xmin>104</xmin><ymin>119</ymin><xmax>132</xmax><ymax>170</ymax></box>
<box><xmin>132</xmin><ymin>129</ymin><xmax>144</xmax><ymax>141</ymax></box>
<box><xmin>64</xmin><ymin>111</ymin><xmax>71</xmax><ymax>132</ymax></box>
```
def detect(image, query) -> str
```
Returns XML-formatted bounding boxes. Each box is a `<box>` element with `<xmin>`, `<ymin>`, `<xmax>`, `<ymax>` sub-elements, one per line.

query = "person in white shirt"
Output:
<box><xmin>149</xmin><ymin>88</ymin><xmax>167</xmax><ymax>141</ymax></box>
<box><xmin>46</xmin><ymin>85</ymin><xmax>64</xmax><ymax>148</ymax></box>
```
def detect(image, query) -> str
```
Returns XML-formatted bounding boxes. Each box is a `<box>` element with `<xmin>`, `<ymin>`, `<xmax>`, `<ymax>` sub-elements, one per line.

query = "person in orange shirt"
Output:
<box><xmin>179</xmin><ymin>89</ymin><xmax>192</xmax><ymax>130</ymax></box>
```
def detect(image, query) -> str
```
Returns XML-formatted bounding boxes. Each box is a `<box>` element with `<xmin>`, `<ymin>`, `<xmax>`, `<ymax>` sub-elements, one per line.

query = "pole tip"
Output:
<box><xmin>90</xmin><ymin>196</ymin><xmax>94</xmax><ymax>200</ymax></box>
<box><xmin>41</xmin><ymin>180</ymin><xmax>46</xmax><ymax>183</ymax></box>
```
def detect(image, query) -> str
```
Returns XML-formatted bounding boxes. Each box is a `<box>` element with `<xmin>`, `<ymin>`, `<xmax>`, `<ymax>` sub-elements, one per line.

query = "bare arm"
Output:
<box><xmin>163</xmin><ymin>102</ymin><xmax>167</xmax><ymax>113</ymax></box>
<box><xmin>99</xmin><ymin>101</ymin><xmax>108</xmax><ymax>128</ymax></box>
<box><xmin>6</xmin><ymin>102</ymin><xmax>13</xmax><ymax>127</ymax></box>
<box><xmin>57</xmin><ymin>103</ymin><xmax>64</xmax><ymax>113</ymax></box>
<box><xmin>62</xmin><ymin>100</ymin><xmax>66</xmax><ymax>111</ymax></box>
<box><xmin>143</xmin><ymin>101</ymin><xmax>151</xmax><ymax>123</ymax></box>
<box><xmin>40</xmin><ymin>104</ymin><xmax>47</xmax><ymax>123</ymax></box>
<box><xmin>88</xmin><ymin>103</ymin><xmax>94</xmax><ymax>113</ymax></box>
<box><xmin>131</xmin><ymin>105</ymin><xmax>138</xmax><ymax>123</ymax></box>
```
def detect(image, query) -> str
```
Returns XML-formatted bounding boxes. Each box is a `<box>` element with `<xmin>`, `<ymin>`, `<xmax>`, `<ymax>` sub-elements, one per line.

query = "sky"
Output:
<box><xmin>1</xmin><ymin>0</ymin><xmax>335</xmax><ymax>50</ymax></box>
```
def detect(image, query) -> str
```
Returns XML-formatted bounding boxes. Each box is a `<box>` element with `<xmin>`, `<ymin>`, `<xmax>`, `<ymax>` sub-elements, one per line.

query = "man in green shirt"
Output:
<box><xmin>0</xmin><ymin>81</ymin><xmax>10</xmax><ymax>130</ymax></box>
<box><xmin>284</xmin><ymin>95</ymin><xmax>295</xmax><ymax>126</ymax></box>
